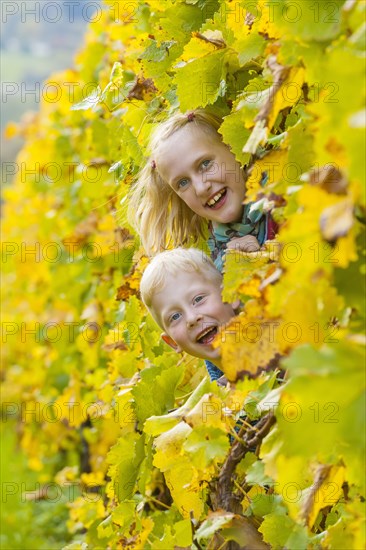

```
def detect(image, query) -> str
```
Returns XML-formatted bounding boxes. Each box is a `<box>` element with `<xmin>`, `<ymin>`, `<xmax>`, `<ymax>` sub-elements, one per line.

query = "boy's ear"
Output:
<box><xmin>161</xmin><ymin>333</ymin><xmax>182</xmax><ymax>353</ymax></box>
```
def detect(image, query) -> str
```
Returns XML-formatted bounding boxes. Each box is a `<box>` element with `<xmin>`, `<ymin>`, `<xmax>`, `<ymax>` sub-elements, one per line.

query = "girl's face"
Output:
<box><xmin>157</xmin><ymin>125</ymin><xmax>246</xmax><ymax>226</ymax></box>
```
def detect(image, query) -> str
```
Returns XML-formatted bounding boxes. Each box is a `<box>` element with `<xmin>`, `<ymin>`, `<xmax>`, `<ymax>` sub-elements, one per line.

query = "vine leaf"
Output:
<box><xmin>301</xmin><ymin>464</ymin><xmax>345</xmax><ymax>529</ymax></box>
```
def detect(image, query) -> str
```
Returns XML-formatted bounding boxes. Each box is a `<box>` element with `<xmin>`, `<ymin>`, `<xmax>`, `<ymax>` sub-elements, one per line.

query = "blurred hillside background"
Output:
<box><xmin>1</xmin><ymin>0</ymin><xmax>101</xmax><ymax>165</ymax></box>
<box><xmin>1</xmin><ymin>2</ymin><xmax>100</xmax><ymax>547</ymax></box>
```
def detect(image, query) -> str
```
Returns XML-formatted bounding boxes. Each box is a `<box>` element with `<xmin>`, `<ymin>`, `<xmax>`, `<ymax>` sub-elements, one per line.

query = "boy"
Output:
<box><xmin>140</xmin><ymin>248</ymin><xmax>239</xmax><ymax>379</ymax></box>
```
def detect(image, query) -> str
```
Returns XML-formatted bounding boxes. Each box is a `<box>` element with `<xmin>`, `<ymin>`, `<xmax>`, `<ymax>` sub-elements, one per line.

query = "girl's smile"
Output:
<box><xmin>206</xmin><ymin>187</ymin><xmax>227</xmax><ymax>209</ymax></box>
<box><xmin>157</xmin><ymin>125</ymin><xmax>246</xmax><ymax>225</ymax></box>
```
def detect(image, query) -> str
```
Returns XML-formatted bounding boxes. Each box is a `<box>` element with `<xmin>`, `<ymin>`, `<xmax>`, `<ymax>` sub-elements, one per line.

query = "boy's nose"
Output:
<box><xmin>186</xmin><ymin>312</ymin><xmax>203</xmax><ymax>328</ymax></box>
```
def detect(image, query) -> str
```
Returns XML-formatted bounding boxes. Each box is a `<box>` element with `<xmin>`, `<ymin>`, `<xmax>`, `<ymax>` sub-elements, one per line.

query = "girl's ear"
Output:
<box><xmin>231</xmin><ymin>299</ymin><xmax>241</xmax><ymax>311</ymax></box>
<box><xmin>161</xmin><ymin>333</ymin><xmax>182</xmax><ymax>353</ymax></box>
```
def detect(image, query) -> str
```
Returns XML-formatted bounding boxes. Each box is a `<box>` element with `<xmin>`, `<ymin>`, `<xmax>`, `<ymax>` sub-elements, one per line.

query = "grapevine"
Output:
<box><xmin>2</xmin><ymin>1</ymin><xmax>365</xmax><ymax>548</ymax></box>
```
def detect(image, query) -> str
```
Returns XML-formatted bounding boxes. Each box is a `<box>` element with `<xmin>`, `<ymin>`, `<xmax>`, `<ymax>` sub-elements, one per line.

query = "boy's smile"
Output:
<box><xmin>151</xmin><ymin>270</ymin><xmax>236</xmax><ymax>366</ymax></box>
<box><xmin>157</xmin><ymin>125</ymin><xmax>246</xmax><ymax>226</ymax></box>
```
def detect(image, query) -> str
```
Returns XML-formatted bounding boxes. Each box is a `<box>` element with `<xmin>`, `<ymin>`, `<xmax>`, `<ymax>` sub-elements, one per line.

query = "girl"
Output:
<box><xmin>128</xmin><ymin>109</ymin><xmax>276</xmax><ymax>271</ymax></box>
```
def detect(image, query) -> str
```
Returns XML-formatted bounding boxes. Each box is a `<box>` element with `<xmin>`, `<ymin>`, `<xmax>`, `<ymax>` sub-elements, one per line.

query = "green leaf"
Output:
<box><xmin>235</xmin><ymin>33</ymin><xmax>266</xmax><ymax>66</ymax></box>
<box><xmin>273</xmin><ymin>342</ymin><xmax>366</xmax><ymax>490</ymax></box>
<box><xmin>97</xmin><ymin>515</ymin><xmax>113</xmax><ymax>539</ymax></box>
<box><xmin>174</xmin><ymin>518</ymin><xmax>193</xmax><ymax>546</ymax></box>
<box><xmin>107</xmin><ymin>434</ymin><xmax>145</xmax><ymax>502</ymax></box>
<box><xmin>286</xmin><ymin>119</ymin><xmax>315</xmax><ymax>178</ymax></box>
<box><xmin>269</xmin><ymin>0</ymin><xmax>346</xmax><ymax>42</ymax></box>
<box><xmin>195</xmin><ymin>511</ymin><xmax>235</xmax><ymax>542</ymax></box>
<box><xmin>259</xmin><ymin>512</ymin><xmax>309</xmax><ymax>549</ymax></box>
<box><xmin>334</xmin><ymin>226</ymin><xmax>366</xmax><ymax>327</ymax></box>
<box><xmin>71</xmin><ymin>86</ymin><xmax>101</xmax><ymax>111</ymax></box>
<box><xmin>111</xmin><ymin>501</ymin><xmax>136</xmax><ymax>530</ymax></box>
<box><xmin>183</xmin><ymin>426</ymin><xmax>229</xmax><ymax>469</ymax></box>
<box><xmin>133</xmin><ymin>364</ymin><xmax>184</xmax><ymax>427</ymax></box>
<box><xmin>250</xmin><ymin>493</ymin><xmax>285</xmax><ymax>518</ymax></box>
<box><xmin>150</xmin><ymin>525</ymin><xmax>176</xmax><ymax>549</ymax></box>
<box><xmin>144</xmin><ymin>376</ymin><xmax>212</xmax><ymax>436</ymax></box>
<box><xmin>219</xmin><ymin>110</ymin><xmax>251</xmax><ymax>165</ymax></box>
<box><xmin>110</xmin><ymin>61</ymin><xmax>123</xmax><ymax>83</ymax></box>
<box><xmin>245</xmin><ymin>460</ymin><xmax>274</xmax><ymax>487</ymax></box>
<box><xmin>141</xmin><ymin>40</ymin><xmax>177</xmax><ymax>63</ymax></box>
<box><xmin>174</xmin><ymin>50</ymin><xmax>229</xmax><ymax>110</ymax></box>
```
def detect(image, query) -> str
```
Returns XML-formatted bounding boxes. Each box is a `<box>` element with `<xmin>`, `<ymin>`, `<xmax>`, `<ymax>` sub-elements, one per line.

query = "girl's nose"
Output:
<box><xmin>192</xmin><ymin>175</ymin><xmax>212</xmax><ymax>197</ymax></box>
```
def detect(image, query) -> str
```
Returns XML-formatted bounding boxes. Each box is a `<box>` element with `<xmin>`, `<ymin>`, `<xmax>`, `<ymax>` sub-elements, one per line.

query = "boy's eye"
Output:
<box><xmin>194</xmin><ymin>295</ymin><xmax>205</xmax><ymax>304</ymax></box>
<box><xmin>177</xmin><ymin>178</ymin><xmax>189</xmax><ymax>189</ymax></box>
<box><xmin>170</xmin><ymin>312</ymin><xmax>181</xmax><ymax>322</ymax></box>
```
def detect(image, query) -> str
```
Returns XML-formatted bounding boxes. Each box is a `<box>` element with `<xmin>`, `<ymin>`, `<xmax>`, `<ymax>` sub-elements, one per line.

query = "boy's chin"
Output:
<box><xmin>188</xmin><ymin>344</ymin><xmax>221</xmax><ymax>365</ymax></box>
<box><xmin>201</xmin><ymin>350</ymin><xmax>221</xmax><ymax>365</ymax></box>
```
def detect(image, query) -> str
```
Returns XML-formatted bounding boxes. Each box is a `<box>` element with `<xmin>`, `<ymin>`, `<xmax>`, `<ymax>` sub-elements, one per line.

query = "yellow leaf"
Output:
<box><xmin>274</xmin><ymin>453</ymin><xmax>311</xmax><ymax>519</ymax></box>
<box><xmin>178</xmin><ymin>35</ymin><xmax>218</xmax><ymax>63</ymax></box>
<box><xmin>245</xmin><ymin>148</ymin><xmax>289</xmax><ymax>201</ymax></box>
<box><xmin>320</xmin><ymin>199</ymin><xmax>354</xmax><ymax>242</ymax></box>
<box><xmin>256</xmin><ymin>0</ymin><xmax>281</xmax><ymax>39</ymax></box>
<box><xmin>266</xmin><ymin>279</ymin><xmax>344</xmax><ymax>353</ymax></box>
<box><xmin>238</xmin><ymin>276</ymin><xmax>262</xmax><ymax>298</ymax></box>
<box><xmin>243</xmin><ymin>60</ymin><xmax>304</xmax><ymax>154</ymax></box>
<box><xmin>336</xmin><ymin>229</ymin><xmax>358</xmax><ymax>268</ymax></box>
<box><xmin>55</xmin><ymin>466</ymin><xmax>79</xmax><ymax>485</ymax></box>
<box><xmin>302</xmin><ymin>464</ymin><xmax>346</xmax><ymax>529</ymax></box>
<box><xmin>222</xmin><ymin>248</ymin><xmax>273</xmax><ymax>303</ymax></box>
<box><xmin>4</xmin><ymin>122</ymin><xmax>18</xmax><ymax>139</ymax></box>
<box><xmin>137</xmin><ymin>517</ymin><xmax>155</xmax><ymax>547</ymax></box>
<box><xmin>153</xmin><ymin>421</ymin><xmax>192</xmax><ymax>471</ymax></box>
<box><xmin>215</xmin><ymin>313</ymin><xmax>282</xmax><ymax>382</ymax></box>
<box><xmin>257</xmin><ymin>64</ymin><xmax>305</xmax><ymax>131</ymax></box>
<box><xmin>164</xmin><ymin>461</ymin><xmax>205</xmax><ymax>519</ymax></box>
<box><xmin>81</xmin><ymin>471</ymin><xmax>105</xmax><ymax>487</ymax></box>
<box><xmin>67</xmin><ymin>496</ymin><xmax>106</xmax><ymax>532</ymax></box>
<box><xmin>183</xmin><ymin>393</ymin><xmax>227</xmax><ymax>430</ymax></box>
<box><xmin>54</xmin><ymin>379</ymin><xmax>83</xmax><ymax>428</ymax></box>
<box><xmin>275</xmin><ymin>185</ymin><xmax>356</xmax><ymax>276</ymax></box>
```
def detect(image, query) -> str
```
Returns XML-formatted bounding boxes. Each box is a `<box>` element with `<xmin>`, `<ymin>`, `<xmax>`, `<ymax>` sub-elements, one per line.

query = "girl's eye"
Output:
<box><xmin>177</xmin><ymin>178</ymin><xmax>189</xmax><ymax>189</ymax></box>
<box><xmin>194</xmin><ymin>295</ymin><xmax>205</xmax><ymax>304</ymax></box>
<box><xmin>201</xmin><ymin>159</ymin><xmax>212</xmax><ymax>169</ymax></box>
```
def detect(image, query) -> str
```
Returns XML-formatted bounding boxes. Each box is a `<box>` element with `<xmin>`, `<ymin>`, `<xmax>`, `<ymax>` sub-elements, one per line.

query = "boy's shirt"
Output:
<box><xmin>205</xmin><ymin>359</ymin><xmax>224</xmax><ymax>381</ymax></box>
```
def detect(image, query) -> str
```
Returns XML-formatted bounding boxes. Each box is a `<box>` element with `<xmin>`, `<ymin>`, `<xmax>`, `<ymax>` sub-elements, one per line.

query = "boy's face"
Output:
<box><xmin>151</xmin><ymin>270</ymin><xmax>236</xmax><ymax>366</ymax></box>
<box><xmin>157</xmin><ymin>126</ymin><xmax>246</xmax><ymax>226</ymax></box>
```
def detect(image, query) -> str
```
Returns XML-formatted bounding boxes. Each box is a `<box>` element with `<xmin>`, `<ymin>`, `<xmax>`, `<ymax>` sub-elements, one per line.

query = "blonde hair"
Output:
<box><xmin>140</xmin><ymin>247</ymin><xmax>222</xmax><ymax>327</ymax></box>
<box><xmin>128</xmin><ymin>109</ymin><xmax>224</xmax><ymax>255</ymax></box>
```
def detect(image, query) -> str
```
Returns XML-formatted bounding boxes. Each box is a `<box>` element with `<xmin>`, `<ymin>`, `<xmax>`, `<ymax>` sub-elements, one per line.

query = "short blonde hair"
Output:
<box><xmin>140</xmin><ymin>247</ymin><xmax>222</xmax><ymax>327</ymax></box>
<box><xmin>128</xmin><ymin>109</ymin><xmax>224</xmax><ymax>255</ymax></box>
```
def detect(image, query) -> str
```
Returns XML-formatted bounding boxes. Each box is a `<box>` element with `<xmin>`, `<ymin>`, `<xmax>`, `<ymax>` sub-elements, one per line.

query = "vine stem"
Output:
<box><xmin>147</xmin><ymin>496</ymin><xmax>170</xmax><ymax>510</ymax></box>
<box><xmin>210</xmin><ymin>413</ymin><xmax>276</xmax><ymax>549</ymax></box>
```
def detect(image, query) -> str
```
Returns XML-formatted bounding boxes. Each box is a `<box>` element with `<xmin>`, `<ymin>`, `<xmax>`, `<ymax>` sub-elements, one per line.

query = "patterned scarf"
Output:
<box><xmin>208</xmin><ymin>202</ymin><xmax>267</xmax><ymax>271</ymax></box>
<box><xmin>207</xmin><ymin>172</ymin><xmax>269</xmax><ymax>271</ymax></box>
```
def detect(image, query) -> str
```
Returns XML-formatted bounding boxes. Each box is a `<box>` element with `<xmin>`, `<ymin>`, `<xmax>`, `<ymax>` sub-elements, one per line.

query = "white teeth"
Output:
<box><xmin>207</xmin><ymin>189</ymin><xmax>225</xmax><ymax>207</ymax></box>
<box><xmin>196</xmin><ymin>326</ymin><xmax>216</xmax><ymax>342</ymax></box>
